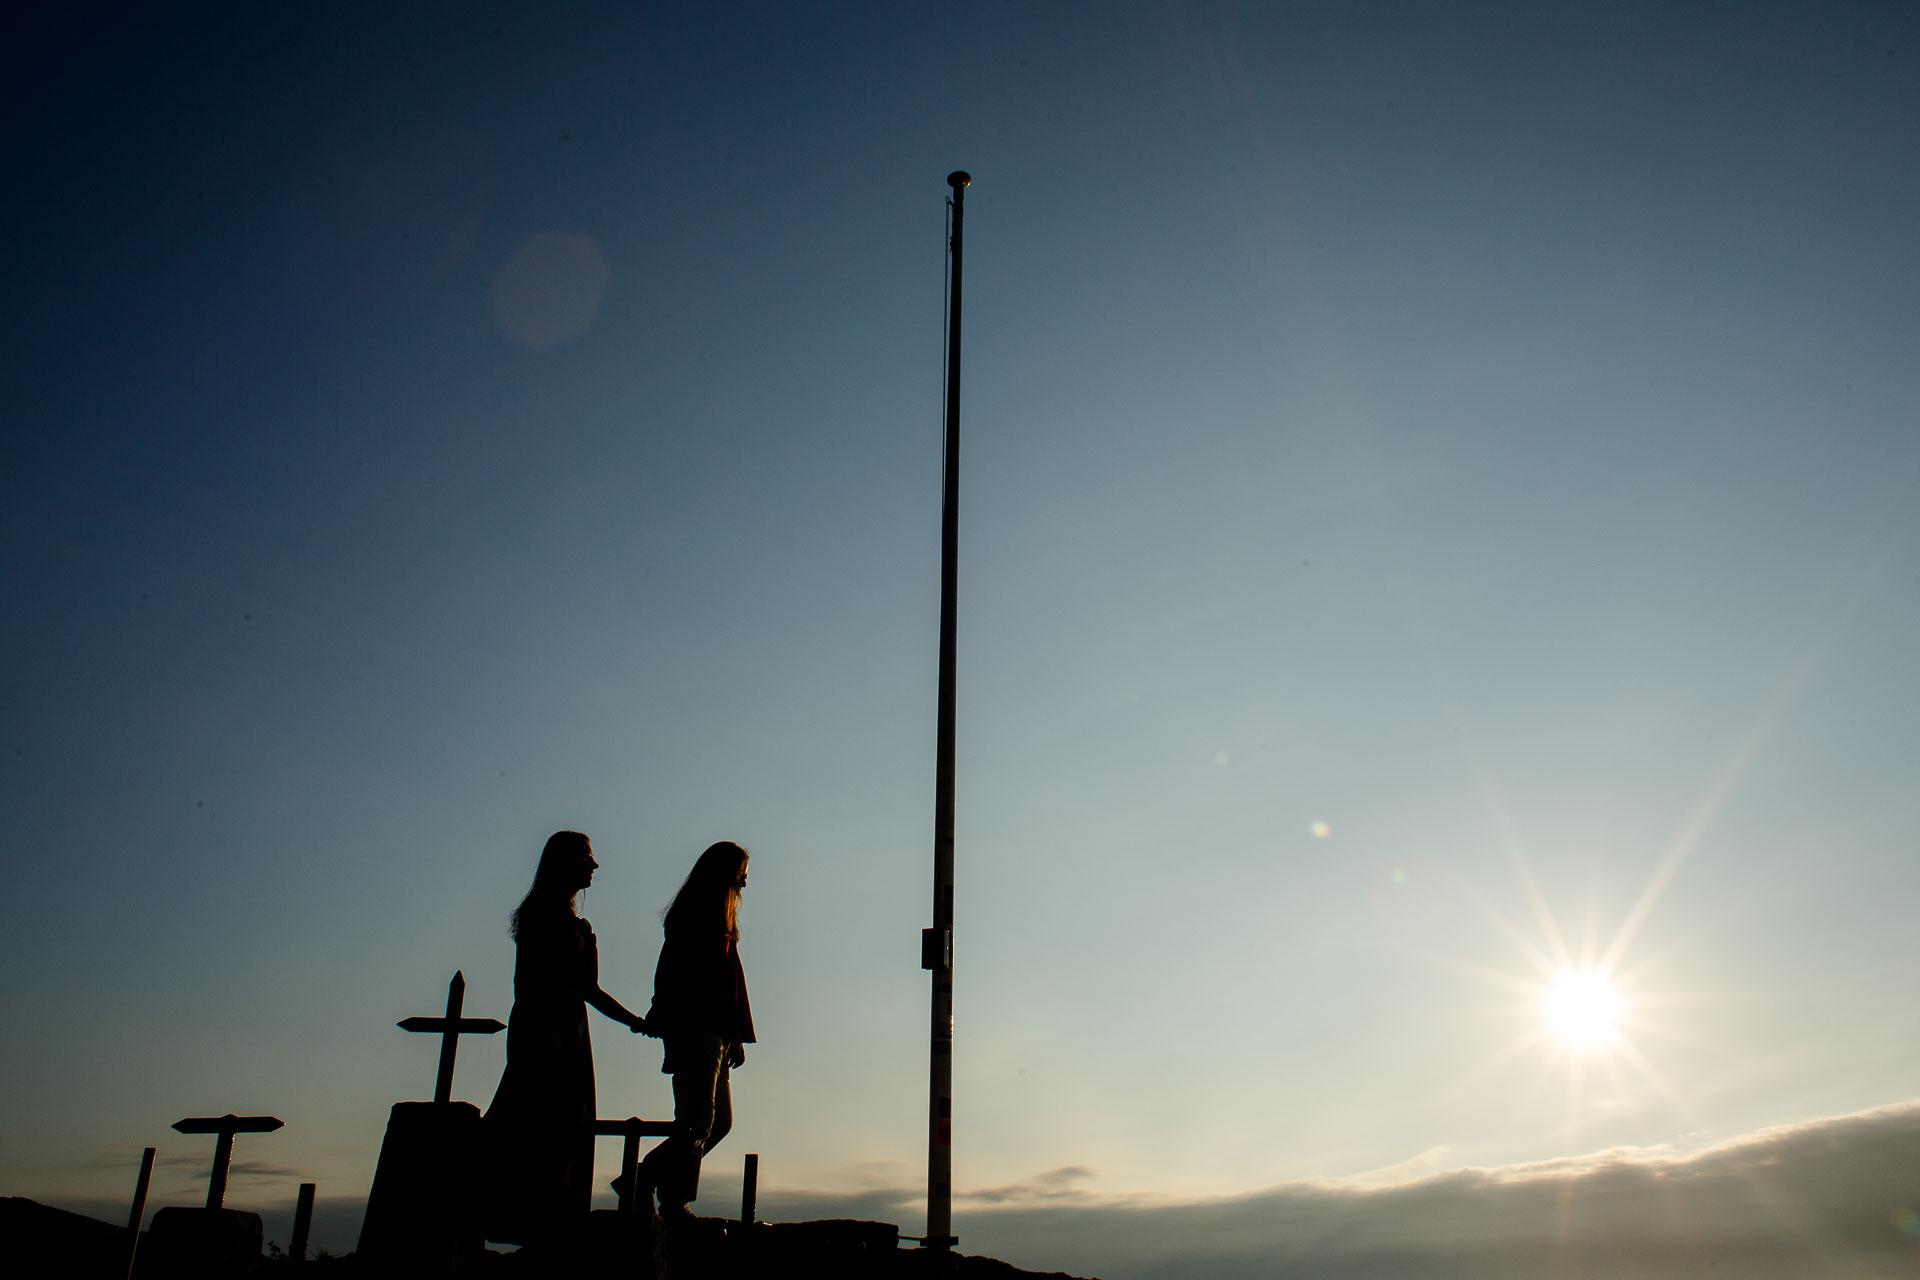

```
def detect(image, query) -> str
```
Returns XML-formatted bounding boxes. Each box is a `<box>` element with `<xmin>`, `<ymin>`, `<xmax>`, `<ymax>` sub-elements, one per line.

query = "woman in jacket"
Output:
<box><xmin>633</xmin><ymin>840</ymin><xmax>755</xmax><ymax>1215</ymax></box>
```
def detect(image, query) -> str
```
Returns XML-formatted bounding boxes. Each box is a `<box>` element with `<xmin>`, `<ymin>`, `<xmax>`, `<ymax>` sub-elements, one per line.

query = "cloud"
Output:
<box><xmin>963</xmin><ymin>1166</ymin><xmax>1100</xmax><ymax>1206</ymax></box>
<box><xmin>758</xmin><ymin>1102</ymin><xmax>1920</xmax><ymax>1280</ymax></box>
<box><xmin>82</xmin><ymin>1146</ymin><xmax>307</xmax><ymax>1183</ymax></box>
<box><xmin>224</xmin><ymin>1161</ymin><xmax>310</xmax><ymax>1182</ymax></box>
<box><xmin>1317</xmin><ymin>1145</ymin><xmax>1451</xmax><ymax>1190</ymax></box>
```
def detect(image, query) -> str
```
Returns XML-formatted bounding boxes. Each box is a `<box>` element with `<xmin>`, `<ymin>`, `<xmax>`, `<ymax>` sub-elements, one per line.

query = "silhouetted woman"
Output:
<box><xmin>633</xmin><ymin>840</ymin><xmax>755</xmax><ymax>1215</ymax></box>
<box><xmin>482</xmin><ymin>830</ymin><xmax>646</xmax><ymax>1245</ymax></box>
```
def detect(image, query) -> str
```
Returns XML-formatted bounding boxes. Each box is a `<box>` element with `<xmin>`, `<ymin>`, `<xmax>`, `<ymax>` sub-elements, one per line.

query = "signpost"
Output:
<box><xmin>397</xmin><ymin>971</ymin><xmax>504</xmax><ymax>1103</ymax></box>
<box><xmin>172</xmin><ymin>1114</ymin><xmax>284</xmax><ymax>1209</ymax></box>
<box><xmin>591</xmin><ymin>1116</ymin><xmax>674</xmax><ymax>1214</ymax></box>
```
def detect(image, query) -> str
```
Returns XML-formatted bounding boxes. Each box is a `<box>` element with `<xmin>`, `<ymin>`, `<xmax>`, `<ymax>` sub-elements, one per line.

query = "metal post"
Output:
<box><xmin>925</xmin><ymin>167</ymin><xmax>970</xmax><ymax>1255</ymax></box>
<box><xmin>740</xmin><ymin>1153</ymin><xmax>758</xmax><ymax>1224</ymax></box>
<box><xmin>122</xmin><ymin>1146</ymin><xmax>154</xmax><ymax>1280</ymax></box>
<box><xmin>289</xmin><ymin>1183</ymin><xmax>316</xmax><ymax>1263</ymax></box>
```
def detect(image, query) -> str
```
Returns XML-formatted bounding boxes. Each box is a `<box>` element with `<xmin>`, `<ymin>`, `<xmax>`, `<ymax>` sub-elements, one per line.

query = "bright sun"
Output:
<box><xmin>1545</xmin><ymin>970</ymin><xmax>1623</xmax><ymax>1050</ymax></box>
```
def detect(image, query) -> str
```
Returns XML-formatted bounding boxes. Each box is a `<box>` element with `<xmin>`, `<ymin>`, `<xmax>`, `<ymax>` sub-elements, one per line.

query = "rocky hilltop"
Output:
<box><xmin>1</xmin><ymin>1197</ymin><xmax>1099</xmax><ymax>1280</ymax></box>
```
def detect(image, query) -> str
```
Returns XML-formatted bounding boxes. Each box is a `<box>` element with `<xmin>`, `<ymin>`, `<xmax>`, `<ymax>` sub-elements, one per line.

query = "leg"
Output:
<box><xmin>640</xmin><ymin>1034</ymin><xmax>728</xmax><ymax>1209</ymax></box>
<box><xmin>686</xmin><ymin>1059</ymin><xmax>732</xmax><ymax>1203</ymax></box>
<box><xmin>707</xmin><ymin>1062</ymin><xmax>732</xmax><ymax>1153</ymax></box>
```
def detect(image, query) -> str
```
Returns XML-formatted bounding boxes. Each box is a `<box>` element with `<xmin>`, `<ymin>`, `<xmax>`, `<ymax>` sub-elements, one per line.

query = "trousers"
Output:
<box><xmin>641</xmin><ymin>1032</ymin><xmax>732</xmax><ymax>1207</ymax></box>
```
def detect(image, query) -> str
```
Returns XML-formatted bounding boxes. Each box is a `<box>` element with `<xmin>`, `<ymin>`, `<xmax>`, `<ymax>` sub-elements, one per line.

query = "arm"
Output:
<box><xmin>587</xmin><ymin>985</ymin><xmax>649</xmax><ymax>1034</ymax></box>
<box><xmin>576</xmin><ymin>925</ymin><xmax>649</xmax><ymax>1033</ymax></box>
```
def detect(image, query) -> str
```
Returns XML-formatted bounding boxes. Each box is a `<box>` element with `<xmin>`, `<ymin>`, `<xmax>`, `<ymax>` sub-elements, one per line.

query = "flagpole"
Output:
<box><xmin>925</xmin><ymin>168</ymin><xmax>969</xmax><ymax>1256</ymax></box>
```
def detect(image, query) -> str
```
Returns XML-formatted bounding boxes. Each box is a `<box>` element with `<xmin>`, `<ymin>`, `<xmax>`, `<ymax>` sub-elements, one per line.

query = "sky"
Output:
<box><xmin>4</xmin><ymin>1</ymin><xmax>1919</xmax><ymax>1274</ymax></box>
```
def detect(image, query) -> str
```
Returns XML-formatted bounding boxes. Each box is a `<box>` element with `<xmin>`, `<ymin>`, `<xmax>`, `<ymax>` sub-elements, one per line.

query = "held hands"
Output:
<box><xmin>728</xmin><ymin>1042</ymin><xmax>745</xmax><ymax>1069</ymax></box>
<box><xmin>629</xmin><ymin>1015</ymin><xmax>654</xmax><ymax>1037</ymax></box>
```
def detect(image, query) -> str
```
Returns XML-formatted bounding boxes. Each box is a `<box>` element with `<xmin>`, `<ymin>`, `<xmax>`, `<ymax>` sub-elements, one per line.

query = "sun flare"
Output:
<box><xmin>1545</xmin><ymin>970</ymin><xmax>1623</xmax><ymax>1050</ymax></box>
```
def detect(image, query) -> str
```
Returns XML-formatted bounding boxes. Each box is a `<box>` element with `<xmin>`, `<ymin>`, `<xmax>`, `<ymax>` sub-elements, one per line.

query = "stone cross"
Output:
<box><xmin>171</xmin><ymin>1114</ymin><xmax>284</xmax><ymax>1209</ymax></box>
<box><xmin>397</xmin><ymin>971</ymin><xmax>504</xmax><ymax>1103</ymax></box>
<box><xmin>590</xmin><ymin>1116</ymin><xmax>673</xmax><ymax>1213</ymax></box>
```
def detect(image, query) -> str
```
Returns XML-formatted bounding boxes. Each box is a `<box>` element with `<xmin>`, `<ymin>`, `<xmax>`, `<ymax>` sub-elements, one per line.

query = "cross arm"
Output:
<box><xmin>590</xmin><ymin>1116</ymin><xmax>674</xmax><ymax>1137</ymax></box>
<box><xmin>173</xmin><ymin>1114</ymin><xmax>284</xmax><ymax>1135</ymax></box>
<box><xmin>396</xmin><ymin>1017</ymin><xmax>505</xmax><ymax>1034</ymax></box>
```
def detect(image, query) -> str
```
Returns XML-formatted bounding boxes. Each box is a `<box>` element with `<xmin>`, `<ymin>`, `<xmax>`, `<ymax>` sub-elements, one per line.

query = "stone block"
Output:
<box><xmin>357</xmin><ymin>1101</ymin><xmax>485</xmax><ymax>1276</ymax></box>
<box><xmin>138</xmin><ymin>1206</ymin><xmax>262</xmax><ymax>1280</ymax></box>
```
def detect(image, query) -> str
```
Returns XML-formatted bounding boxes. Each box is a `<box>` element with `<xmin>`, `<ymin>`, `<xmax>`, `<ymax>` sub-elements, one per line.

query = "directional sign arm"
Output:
<box><xmin>396</xmin><ymin>1017</ymin><xmax>505</xmax><ymax>1033</ymax></box>
<box><xmin>173</xmin><ymin>1115</ymin><xmax>284</xmax><ymax>1134</ymax></box>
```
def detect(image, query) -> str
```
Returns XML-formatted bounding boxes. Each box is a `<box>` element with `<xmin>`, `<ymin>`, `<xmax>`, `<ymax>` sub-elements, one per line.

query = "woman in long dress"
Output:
<box><xmin>482</xmin><ymin>830</ymin><xmax>647</xmax><ymax>1245</ymax></box>
<box><xmin>634</xmin><ymin>840</ymin><xmax>755</xmax><ymax>1215</ymax></box>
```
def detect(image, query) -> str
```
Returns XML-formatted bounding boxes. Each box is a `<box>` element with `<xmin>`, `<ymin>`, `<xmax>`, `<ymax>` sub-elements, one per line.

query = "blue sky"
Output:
<box><xmin>5</xmin><ymin>2</ymin><xmax>1920</xmax><ymax>1273</ymax></box>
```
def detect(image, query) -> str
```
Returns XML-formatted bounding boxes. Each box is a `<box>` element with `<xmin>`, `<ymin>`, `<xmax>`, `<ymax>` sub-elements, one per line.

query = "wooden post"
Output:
<box><xmin>396</xmin><ymin>971</ymin><xmax>503</xmax><ymax>1104</ymax></box>
<box><xmin>619</xmin><ymin>1129</ymin><xmax>644</xmax><ymax>1212</ymax></box>
<box><xmin>172</xmin><ymin>1115</ymin><xmax>284</xmax><ymax>1210</ymax></box>
<box><xmin>122</xmin><ymin>1146</ymin><xmax>155</xmax><ymax>1280</ymax></box>
<box><xmin>208</xmin><ymin>1132</ymin><xmax>236</xmax><ymax>1210</ymax></box>
<box><xmin>590</xmin><ymin>1116</ymin><xmax>673</xmax><ymax>1213</ymax></box>
<box><xmin>289</xmin><ymin>1183</ymin><xmax>316</xmax><ymax>1263</ymax></box>
<box><xmin>740</xmin><ymin>1153</ymin><xmax>758</xmax><ymax>1224</ymax></box>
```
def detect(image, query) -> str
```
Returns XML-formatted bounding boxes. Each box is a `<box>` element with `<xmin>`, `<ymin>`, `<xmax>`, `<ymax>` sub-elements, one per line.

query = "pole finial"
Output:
<box><xmin>947</xmin><ymin>171</ymin><xmax>971</xmax><ymax>190</ymax></box>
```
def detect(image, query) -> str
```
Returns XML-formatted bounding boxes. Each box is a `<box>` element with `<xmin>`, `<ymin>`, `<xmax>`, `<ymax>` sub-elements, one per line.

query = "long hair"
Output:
<box><xmin>664</xmin><ymin>840</ymin><xmax>749</xmax><ymax>942</ymax></box>
<box><xmin>511</xmin><ymin>830</ymin><xmax>591</xmax><ymax>939</ymax></box>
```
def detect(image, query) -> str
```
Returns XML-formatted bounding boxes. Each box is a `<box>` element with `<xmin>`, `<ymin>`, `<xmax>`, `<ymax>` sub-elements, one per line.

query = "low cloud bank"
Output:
<box><xmin>760</xmin><ymin>1102</ymin><xmax>1920</xmax><ymax>1279</ymax></box>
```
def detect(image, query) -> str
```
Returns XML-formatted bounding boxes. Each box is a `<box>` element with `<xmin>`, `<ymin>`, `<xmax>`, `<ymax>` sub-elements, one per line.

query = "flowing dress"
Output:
<box><xmin>481</xmin><ymin>914</ymin><xmax>598</xmax><ymax>1244</ymax></box>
